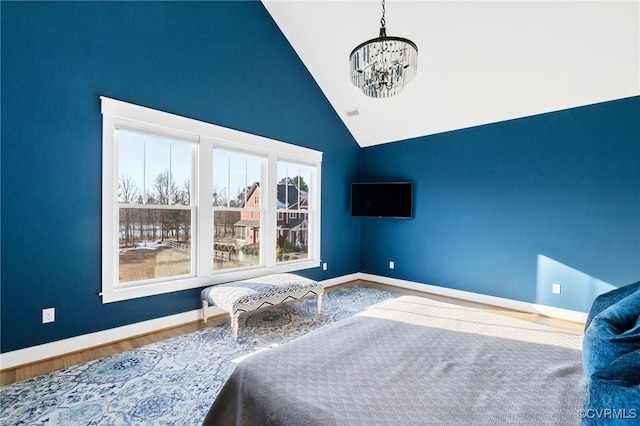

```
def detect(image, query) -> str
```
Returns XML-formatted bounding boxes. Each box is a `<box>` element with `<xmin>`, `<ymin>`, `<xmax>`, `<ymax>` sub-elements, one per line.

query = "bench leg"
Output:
<box><xmin>317</xmin><ymin>293</ymin><xmax>323</xmax><ymax>314</ymax></box>
<box><xmin>202</xmin><ymin>300</ymin><xmax>209</xmax><ymax>324</ymax></box>
<box><xmin>231</xmin><ymin>313</ymin><xmax>239</xmax><ymax>342</ymax></box>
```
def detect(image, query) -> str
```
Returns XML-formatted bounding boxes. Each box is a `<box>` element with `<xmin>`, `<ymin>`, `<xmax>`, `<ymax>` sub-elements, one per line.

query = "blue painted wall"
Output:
<box><xmin>1</xmin><ymin>1</ymin><xmax>361</xmax><ymax>353</ymax></box>
<box><xmin>358</xmin><ymin>97</ymin><xmax>640</xmax><ymax>312</ymax></box>
<box><xmin>2</xmin><ymin>1</ymin><xmax>638</xmax><ymax>355</ymax></box>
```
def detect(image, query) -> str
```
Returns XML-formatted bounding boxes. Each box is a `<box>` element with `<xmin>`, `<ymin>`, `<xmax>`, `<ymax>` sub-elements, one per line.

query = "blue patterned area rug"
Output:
<box><xmin>1</xmin><ymin>285</ymin><xmax>397</xmax><ymax>426</ymax></box>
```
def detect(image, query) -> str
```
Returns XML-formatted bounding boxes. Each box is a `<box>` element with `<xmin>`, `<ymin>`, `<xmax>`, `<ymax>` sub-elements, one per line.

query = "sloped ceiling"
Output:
<box><xmin>263</xmin><ymin>1</ymin><xmax>640</xmax><ymax>148</ymax></box>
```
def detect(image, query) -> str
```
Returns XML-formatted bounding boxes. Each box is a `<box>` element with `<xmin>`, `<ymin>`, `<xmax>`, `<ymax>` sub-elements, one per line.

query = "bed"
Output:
<box><xmin>203</xmin><ymin>295</ymin><xmax>586</xmax><ymax>425</ymax></box>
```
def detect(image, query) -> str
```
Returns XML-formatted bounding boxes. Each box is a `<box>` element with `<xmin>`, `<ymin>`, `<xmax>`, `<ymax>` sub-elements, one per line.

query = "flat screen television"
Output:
<box><xmin>351</xmin><ymin>182</ymin><xmax>413</xmax><ymax>218</ymax></box>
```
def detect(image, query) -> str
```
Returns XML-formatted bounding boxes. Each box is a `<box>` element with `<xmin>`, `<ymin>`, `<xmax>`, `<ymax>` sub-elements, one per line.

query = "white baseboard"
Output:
<box><xmin>322</xmin><ymin>272</ymin><xmax>361</xmax><ymax>288</ymax></box>
<box><xmin>0</xmin><ymin>309</ymin><xmax>203</xmax><ymax>371</ymax></box>
<box><xmin>359</xmin><ymin>273</ymin><xmax>588</xmax><ymax>324</ymax></box>
<box><xmin>0</xmin><ymin>274</ymin><xmax>360</xmax><ymax>371</ymax></box>
<box><xmin>0</xmin><ymin>273</ymin><xmax>585</xmax><ymax>370</ymax></box>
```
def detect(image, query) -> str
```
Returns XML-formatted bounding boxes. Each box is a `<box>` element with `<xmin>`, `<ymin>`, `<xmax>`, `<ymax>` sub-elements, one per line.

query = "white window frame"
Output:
<box><xmin>101</xmin><ymin>97</ymin><xmax>322</xmax><ymax>303</ymax></box>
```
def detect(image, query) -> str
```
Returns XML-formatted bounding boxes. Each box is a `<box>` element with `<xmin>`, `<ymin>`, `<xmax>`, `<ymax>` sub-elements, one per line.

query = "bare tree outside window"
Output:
<box><xmin>117</xmin><ymin>130</ymin><xmax>193</xmax><ymax>283</ymax></box>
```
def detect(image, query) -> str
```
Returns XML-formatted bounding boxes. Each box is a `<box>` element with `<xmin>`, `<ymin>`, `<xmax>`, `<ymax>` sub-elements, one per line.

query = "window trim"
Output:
<box><xmin>101</xmin><ymin>96</ymin><xmax>322</xmax><ymax>303</ymax></box>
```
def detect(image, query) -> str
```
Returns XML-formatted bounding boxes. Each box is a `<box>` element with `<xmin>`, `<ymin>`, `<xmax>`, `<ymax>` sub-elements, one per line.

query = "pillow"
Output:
<box><xmin>582</xmin><ymin>349</ymin><xmax>640</xmax><ymax>426</ymax></box>
<box><xmin>582</xmin><ymin>289</ymin><xmax>640</xmax><ymax>382</ymax></box>
<box><xmin>585</xmin><ymin>281</ymin><xmax>640</xmax><ymax>331</ymax></box>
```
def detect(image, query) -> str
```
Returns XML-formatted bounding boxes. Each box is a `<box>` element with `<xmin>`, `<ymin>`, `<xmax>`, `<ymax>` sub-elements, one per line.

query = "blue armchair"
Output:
<box><xmin>582</xmin><ymin>282</ymin><xmax>640</xmax><ymax>425</ymax></box>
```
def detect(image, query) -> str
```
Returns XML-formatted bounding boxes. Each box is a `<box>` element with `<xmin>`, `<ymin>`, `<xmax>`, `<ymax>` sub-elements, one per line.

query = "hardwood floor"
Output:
<box><xmin>0</xmin><ymin>317</ymin><xmax>225</xmax><ymax>387</ymax></box>
<box><xmin>363</xmin><ymin>281</ymin><xmax>585</xmax><ymax>333</ymax></box>
<box><xmin>0</xmin><ymin>280</ymin><xmax>584</xmax><ymax>387</ymax></box>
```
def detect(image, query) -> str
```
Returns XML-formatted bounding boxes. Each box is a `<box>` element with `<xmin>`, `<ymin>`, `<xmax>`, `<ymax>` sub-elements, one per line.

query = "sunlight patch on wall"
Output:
<box><xmin>536</xmin><ymin>254</ymin><xmax>615</xmax><ymax>313</ymax></box>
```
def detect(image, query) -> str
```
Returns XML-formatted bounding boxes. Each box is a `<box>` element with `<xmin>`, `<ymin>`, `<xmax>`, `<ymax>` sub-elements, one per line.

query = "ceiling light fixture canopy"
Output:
<box><xmin>349</xmin><ymin>0</ymin><xmax>418</xmax><ymax>98</ymax></box>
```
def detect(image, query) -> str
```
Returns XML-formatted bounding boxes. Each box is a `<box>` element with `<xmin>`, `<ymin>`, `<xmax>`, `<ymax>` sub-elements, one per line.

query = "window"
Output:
<box><xmin>212</xmin><ymin>148</ymin><xmax>263</xmax><ymax>271</ymax></box>
<box><xmin>277</xmin><ymin>162</ymin><xmax>311</xmax><ymax>263</ymax></box>
<box><xmin>102</xmin><ymin>97</ymin><xmax>322</xmax><ymax>303</ymax></box>
<box><xmin>117</xmin><ymin>129</ymin><xmax>195</xmax><ymax>284</ymax></box>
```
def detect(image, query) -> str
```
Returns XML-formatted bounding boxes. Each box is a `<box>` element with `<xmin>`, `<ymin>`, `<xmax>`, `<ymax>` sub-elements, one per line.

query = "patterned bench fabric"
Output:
<box><xmin>201</xmin><ymin>273</ymin><xmax>323</xmax><ymax>340</ymax></box>
<box><xmin>201</xmin><ymin>273</ymin><xmax>323</xmax><ymax>315</ymax></box>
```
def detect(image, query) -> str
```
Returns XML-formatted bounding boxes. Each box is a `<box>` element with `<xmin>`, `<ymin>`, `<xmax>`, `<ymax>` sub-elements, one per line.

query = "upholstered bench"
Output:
<box><xmin>200</xmin><ymin>273</ymin><xmax>324</xmax><ymax>341</ymax></box>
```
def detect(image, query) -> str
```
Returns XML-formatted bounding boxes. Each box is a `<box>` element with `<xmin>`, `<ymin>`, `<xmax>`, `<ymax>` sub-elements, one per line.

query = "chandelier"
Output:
<box><xmin>349</xmin><ymin>0</ymin><xmax>418</xmax><ymax>98</ymax></box>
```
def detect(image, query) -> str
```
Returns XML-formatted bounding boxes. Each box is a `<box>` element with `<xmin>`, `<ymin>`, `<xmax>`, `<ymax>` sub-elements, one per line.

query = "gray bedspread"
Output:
<box><xmin>203</xmin><ymin>295</ymin><xmax>587</xmax><ymax>425</ymax></box>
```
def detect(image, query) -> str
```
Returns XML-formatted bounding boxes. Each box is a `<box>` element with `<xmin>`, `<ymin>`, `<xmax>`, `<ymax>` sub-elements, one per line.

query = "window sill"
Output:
<box><xmin>101</xmin><ymin>259</ymin><xmax>321</xmax><ymax>303</ymax></box>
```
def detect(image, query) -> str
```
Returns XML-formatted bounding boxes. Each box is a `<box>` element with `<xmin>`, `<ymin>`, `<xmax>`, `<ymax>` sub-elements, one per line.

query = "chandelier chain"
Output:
<box><xmin>380</xmin><ymin>0</ymin><xmax>386</xmax><ymax>28</ymax></box>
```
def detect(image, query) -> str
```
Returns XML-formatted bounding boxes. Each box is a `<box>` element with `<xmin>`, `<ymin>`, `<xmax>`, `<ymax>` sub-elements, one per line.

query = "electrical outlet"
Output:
<box><xmin>389</xmin><ymin>261</ymin><xmax>395</xmax><ymax>269</ymax></box>
<box><xmin>323</xmin><ymin>263</ymin><xmax>328</xmax><ymax>271</ymax></box>
<box><xmin>42</xmin><ymin>307</ymin><xmax>55</xmax><ymax>324</ymax></box>
<box><xmin>552</xmin><ymin>283</ymin><xmax>562</xmax><ymax>295</ymax></box>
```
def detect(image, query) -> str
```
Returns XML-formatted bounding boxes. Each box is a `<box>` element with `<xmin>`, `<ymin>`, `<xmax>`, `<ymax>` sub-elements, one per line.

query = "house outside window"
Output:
<box><xmin>212</xmin><ymin>148</ymin><xmax>263</xmax><ymax>271</ymax></box>
<box><xmin>276</xmin><ymin>162</ymin><xmax>311</xmax><ymax>262</ymax></box>
<box><xmin>234</xmin><ymin>169</ymin><xmax>312</xmax><ymax>263</ymax></box>
<box><xmin>101</xmin><ymin>97</ymin><xmax>322</xmax><ymax>303</ymax></box>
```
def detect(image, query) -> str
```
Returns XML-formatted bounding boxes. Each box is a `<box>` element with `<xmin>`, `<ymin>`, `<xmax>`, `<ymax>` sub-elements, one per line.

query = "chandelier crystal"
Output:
<box><xmin>349</xmin><ymin>0</ymin><xmax>418</xmax><ymax>98</ymax></box>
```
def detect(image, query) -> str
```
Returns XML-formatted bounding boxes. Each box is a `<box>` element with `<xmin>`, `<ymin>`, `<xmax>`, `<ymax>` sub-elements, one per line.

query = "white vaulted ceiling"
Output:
<box><xmin>262</xmin><ymin>1</ymin><xmax>640</xmax><ymax>147</ymax></box>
